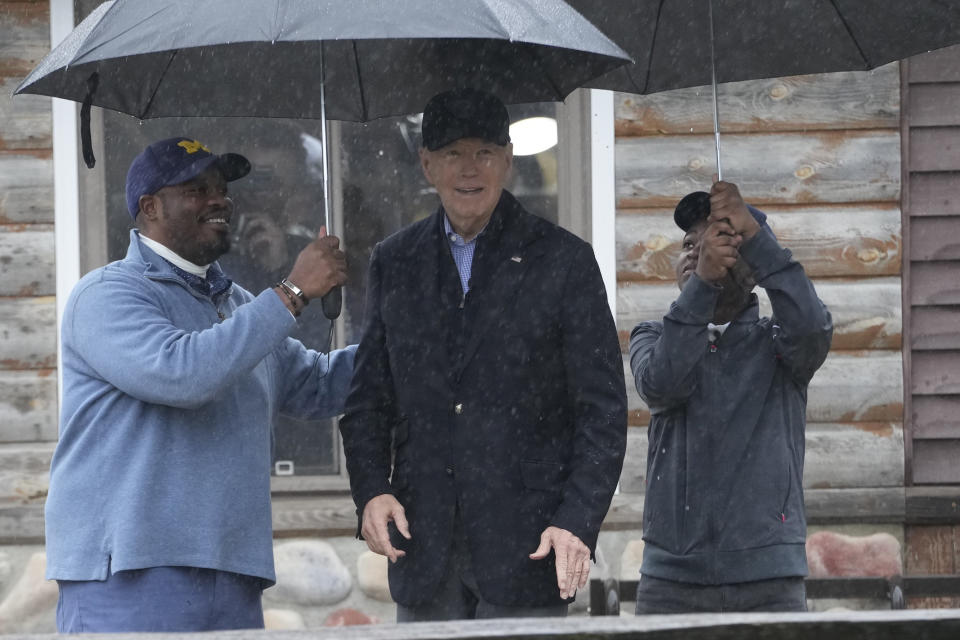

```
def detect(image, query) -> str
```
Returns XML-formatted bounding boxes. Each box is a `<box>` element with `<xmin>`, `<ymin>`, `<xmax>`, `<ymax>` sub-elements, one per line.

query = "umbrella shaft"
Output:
<box><xmin>709</xmin><ymin>0</ymin><xmax>722</xmax><ymax>181</ymax></box>
<box><xmin>318</xmin><ymin>48</ymin><xmax>334</xmax><ymax>236</ymax></box>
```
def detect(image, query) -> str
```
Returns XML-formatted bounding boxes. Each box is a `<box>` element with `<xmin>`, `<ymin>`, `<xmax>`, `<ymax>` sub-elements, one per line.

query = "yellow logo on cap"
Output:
<box><xmin>177</xmin><ymin>139</ymin><xmax>210</xmax><ymax>154</ymax></box>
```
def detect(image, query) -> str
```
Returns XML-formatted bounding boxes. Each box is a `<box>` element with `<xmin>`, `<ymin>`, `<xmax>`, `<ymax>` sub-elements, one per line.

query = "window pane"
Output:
<box><xmin>93</xmin><ymin>100</ymin><xmax>559</xmax><ymax>476</ymax></box>
<box><xmin>100</xmin><ymin>114</ymin><xmax>338</xmax><ymax>475</ymax></box>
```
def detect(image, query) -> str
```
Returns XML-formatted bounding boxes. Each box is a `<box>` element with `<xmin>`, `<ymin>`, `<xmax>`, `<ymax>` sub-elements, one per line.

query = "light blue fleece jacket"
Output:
<box><xmin>45</xmin><ymin>230</ymin><xmax>356</xmax><ymax>584</ymax></box>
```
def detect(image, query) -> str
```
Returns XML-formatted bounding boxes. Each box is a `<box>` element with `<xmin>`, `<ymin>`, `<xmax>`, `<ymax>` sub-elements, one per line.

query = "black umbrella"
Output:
<box><xmin>15</xmin><ymin>0</ymin><xmax>630</xmax><ymax>317</ymax></box>
<box><xmin>15</xmin><ymin>0</ymin><xmax>630</xmax><ymax>131</ymax></box>
<box><xmin>567</xmin><ymin>0</ymin><xmax>960</xmax><ymax>178</ymax></box>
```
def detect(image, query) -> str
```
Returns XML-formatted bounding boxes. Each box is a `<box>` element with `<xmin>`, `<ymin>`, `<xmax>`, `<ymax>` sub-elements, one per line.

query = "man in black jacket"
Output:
<box><xmin>629</xmin><ymin>183</ymin><xmax>833</xmax><ymax>613</ymax></box>
<box><xmin>340</xmin><ymin>88</ymin><xmax>627</xmax><ymax>621</ymax></box>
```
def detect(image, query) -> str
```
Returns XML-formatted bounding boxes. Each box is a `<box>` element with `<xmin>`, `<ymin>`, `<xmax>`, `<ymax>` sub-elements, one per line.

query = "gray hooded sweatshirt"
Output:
<box><xmin>629</xmin><ymin>225</ymin><xmax>832</xmax><ymax>585</ymax></box>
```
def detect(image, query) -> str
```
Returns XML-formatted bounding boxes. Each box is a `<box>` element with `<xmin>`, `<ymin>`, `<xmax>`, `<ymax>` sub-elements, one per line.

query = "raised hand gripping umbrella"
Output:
<box><xmin>567</xmin><ymin>0</ymin><xmax>960</xmax><ymax>179</ymax></box>
<box><xmin>15</xmin><ymin>0</ymin><xmax>630</xmax><ymax>317</ymax></box>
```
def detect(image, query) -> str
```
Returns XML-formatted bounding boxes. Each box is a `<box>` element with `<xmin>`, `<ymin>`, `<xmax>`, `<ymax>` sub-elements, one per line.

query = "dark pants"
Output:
<box><xmin>635</xmin><ymin>574</ymin><xmax>808</xmax><ymax>614</ymax></box>
<box><xmin>396</xmin><ymin>510</ymin><xmax>568</xmax><ymax>622</ymax></box>
<box><xmin>57</xmin><ymin>566</ymin><xmax>264</xmax><ymax>632</ymax></box>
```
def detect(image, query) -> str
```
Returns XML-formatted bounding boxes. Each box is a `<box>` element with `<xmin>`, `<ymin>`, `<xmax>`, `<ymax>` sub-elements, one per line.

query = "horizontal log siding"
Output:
<box><xmin>613</xmin><ymin>60</ymin><xmax>903</xmax><ymax>517</ymax></box>
<box><xmin>0</xmin><ymin>0</ymin><xmax>57</xmax><ymax>523</ymax></box>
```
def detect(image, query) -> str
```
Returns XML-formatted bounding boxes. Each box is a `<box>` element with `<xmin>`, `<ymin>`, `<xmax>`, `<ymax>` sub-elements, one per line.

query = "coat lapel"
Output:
<box><xmin>453</xmin><ymin>193</ymin><xmax>545</xmax><ymax>379</ymax></box>
<box><xmin>403</xmin><ymin>210</ymin><xmax>455</xmax><ymax>357</ymax></box>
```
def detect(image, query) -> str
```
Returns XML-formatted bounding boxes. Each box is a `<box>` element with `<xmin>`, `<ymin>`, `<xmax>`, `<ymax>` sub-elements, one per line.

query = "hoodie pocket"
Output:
<box><xmin>779</xmin><ymin>463</ymin><xmax>792</xmax><ymax>523</ymax></box>
<box><xmin>776</xmin><ymin>458</ymin><xmax>806</xmax><ymax>543</ymax></box>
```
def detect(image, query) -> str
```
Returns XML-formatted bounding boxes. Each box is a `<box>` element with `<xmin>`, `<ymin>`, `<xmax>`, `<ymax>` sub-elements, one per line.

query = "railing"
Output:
<box><xmin>589</xmin><ymin>575</ymin><xmax>960</xmax><ymax>615</ymax></box>
<box><xmin>6</xmin><ymin>610</ymin><xmax>960</xmax><ymax>640</ymax></box>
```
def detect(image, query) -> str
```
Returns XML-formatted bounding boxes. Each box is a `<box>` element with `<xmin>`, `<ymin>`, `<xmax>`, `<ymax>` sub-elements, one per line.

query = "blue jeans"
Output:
<box><xmin>635</xmin><ymin>574</ymin><xmax>807</xmax><ymax>614</ymax></box>
<box><xmin>57</xmin><ymin>566</ymin><xmax>264</xmax><ymax>632</ymax></box>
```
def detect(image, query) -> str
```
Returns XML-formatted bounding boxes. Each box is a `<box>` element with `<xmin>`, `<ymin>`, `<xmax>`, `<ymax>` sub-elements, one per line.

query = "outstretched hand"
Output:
<box><xmin>530</xmin><ymin>526</ymin><xmax>591</xmax><ymax>599</ymax></box>
<box><xmin>361</xmin><ymin>494</ymin><xmax>411</xmax><ymax>564</ymax></box>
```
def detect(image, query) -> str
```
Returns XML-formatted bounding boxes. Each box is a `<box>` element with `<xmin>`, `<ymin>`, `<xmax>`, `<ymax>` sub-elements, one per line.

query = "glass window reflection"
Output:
<box><xmin>97</xmin><ymin>102</ymin><xmax>558</xmax><ymax>477</ymax></box>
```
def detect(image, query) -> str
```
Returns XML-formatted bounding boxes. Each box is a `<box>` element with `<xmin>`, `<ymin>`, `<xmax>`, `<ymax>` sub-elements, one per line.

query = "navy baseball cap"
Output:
<box><xmin>421</xmin><ymin>88</ymin><xmax>511</xmax><ymax>151</ymax></box>
<box><xmin>125</xmin><ymin>137</ymin><xmax>250</xmax><ymax>218</ymax></box>
<box><xmin>674</xmin><ymin>191</ymin><xmax>769</xmax><ymax>232</ymax></box>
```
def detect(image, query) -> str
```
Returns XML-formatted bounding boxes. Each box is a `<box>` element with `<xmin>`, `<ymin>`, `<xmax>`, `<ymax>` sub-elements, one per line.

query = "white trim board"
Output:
<box><xmin>590</xmin><ymin>89</ymin><xmax>617</xmax><ymax>320</ymax></box>
<box><xmin>51</xmin><ymin>0</ymin><xmax>80</xmax><ymax>406</ymax></box>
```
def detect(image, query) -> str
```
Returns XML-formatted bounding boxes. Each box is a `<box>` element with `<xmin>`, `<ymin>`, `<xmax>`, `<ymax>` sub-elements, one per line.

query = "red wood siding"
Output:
<box><xmin>904</xmin><ymin>45</ymin><xmax>960</xmax><ymax>485</ymax></box>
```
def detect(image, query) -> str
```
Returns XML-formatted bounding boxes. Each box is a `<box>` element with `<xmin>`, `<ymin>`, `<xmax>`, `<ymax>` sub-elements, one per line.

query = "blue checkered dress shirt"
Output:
<box><xmin>443</xmin><ymin>215</ymin><xmax>484</xmax><ymax>295</ymax></box>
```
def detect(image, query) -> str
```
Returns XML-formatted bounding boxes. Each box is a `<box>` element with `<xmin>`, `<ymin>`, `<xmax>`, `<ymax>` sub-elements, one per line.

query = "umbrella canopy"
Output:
<box><xmin>567</xmin><ymin>0</ymin><xmax>960</xmax><ymax>178</ymax></box>
<box><xmin>16</xmin><ymin>0</ymin><xmax>630</xmax><ymax>319</ymax></box>
<box><xmin>567</xmin><ymin>0</ymin><xmax>960</xmax><ymax>95</ymax></box>
<box><xmin>15</xmin><ymin>0</ymin><xmax>630</xmax><ymax>121</ymax></box>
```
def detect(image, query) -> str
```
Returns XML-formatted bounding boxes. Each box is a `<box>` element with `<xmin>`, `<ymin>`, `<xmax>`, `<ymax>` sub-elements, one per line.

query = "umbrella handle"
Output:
<box><xmin>80</xmin><ymin>72</ymin><xmax>99</xmax><ymax>169</ymax></box>
<box><xmin>317</xmin><ymin>45</ymin><xmax>343</xmax><ymax>320</ymax></box>
<box><xmin>321</xmin><ymin>287</ymin><xmax>342</xmax><ymax>321</ymax></box>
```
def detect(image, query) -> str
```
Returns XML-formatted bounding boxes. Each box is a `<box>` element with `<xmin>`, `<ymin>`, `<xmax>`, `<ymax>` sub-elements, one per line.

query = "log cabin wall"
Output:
<box><xmin>0</xmin><ymin>2</ymin><xmax>916</xmax><ymax>540</ymax></box>
<box><xmin>612</xmin><ymin>64</ymin><xmax>905</xmax><ymax>522</ymax></box>
<box><xmin>0</xmin><ymin>0</ymin><xmax>57</xmax><ymax>542</ymax></box>
<box><xmin>901</xmin><ymin>44</ymin><xmax>960</xmax><ymax>609</ymax></box>
<box><xmin>3</xmin><ymin>0</ymin><xmax>958</xmax><ymax>619</ymax></box>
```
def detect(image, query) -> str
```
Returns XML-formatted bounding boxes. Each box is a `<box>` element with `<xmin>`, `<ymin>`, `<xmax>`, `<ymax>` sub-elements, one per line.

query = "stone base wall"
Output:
<box><xmin>0</xmin><ymin>523</ymin><xmax>908</xmax><ymax>633</ymax></box>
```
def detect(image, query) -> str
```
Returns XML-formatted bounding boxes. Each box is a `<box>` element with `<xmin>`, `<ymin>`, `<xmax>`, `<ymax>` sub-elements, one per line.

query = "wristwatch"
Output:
<box><xmin>280</xmin><ymin>278</ymin><xmax>309</xmax><ymax>303</ymax></box>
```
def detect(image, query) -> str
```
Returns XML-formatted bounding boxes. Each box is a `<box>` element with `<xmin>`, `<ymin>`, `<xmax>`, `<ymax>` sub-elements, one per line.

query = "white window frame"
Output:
<box><xmin>51</xmin><ymin>0</ymin><xmax>81</xmax><ymax>398</ymax></box>
<box><xmin>590</xmin><ymin>89</ymin><xmax>617</xmax><ymax>320</ymax></box>
<box><xmin>557</xmin><ymin>89</ymin><xmax>617</xmax><ymax>319</ymax></box>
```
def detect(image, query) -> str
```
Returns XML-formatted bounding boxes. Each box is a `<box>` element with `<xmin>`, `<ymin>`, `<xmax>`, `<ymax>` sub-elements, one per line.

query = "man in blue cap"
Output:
<box><xmin>45</xmin><ymin>136</ymin><xmax>355</xmax><ymax>632</ymax></box>
<box><xmin>340</xmin><ymin>89</ymin><xmax>627</xmax><ymax>621</ymax></box>
<box><xmin>629</xmin><ymin>182</ymin><xmax>833</xmax><ymax>613</ymax></box>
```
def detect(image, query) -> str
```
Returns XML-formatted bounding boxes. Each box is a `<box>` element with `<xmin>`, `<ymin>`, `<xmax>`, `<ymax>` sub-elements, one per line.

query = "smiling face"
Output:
<box><xmin>139</xmin><ymin>165</ymin><xmax>234</xmax><ymax>265</ymax></box>
<box><xmin>420</xmin><ymin>137</ymin><xmax>513</xmax><ymax>238</ymax></box>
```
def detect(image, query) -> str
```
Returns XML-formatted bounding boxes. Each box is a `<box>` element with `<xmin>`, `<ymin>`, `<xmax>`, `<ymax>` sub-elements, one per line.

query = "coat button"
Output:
<box><xmin>446</xmin><ymin>466</ymin><xmax>454</xmax><ymax>476</ymax></box>
<box><xmin>454</xmin><ymin>403</ymin><xmax>463</xmax><ymax>415</ymax></box>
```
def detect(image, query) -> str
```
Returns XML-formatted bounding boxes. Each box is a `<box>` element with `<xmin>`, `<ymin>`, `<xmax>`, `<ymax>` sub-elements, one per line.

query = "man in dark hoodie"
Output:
<box><xmin>629</xmin><ymin>181</ymin><xmax>832</xmax><ymax>613</ymax></box>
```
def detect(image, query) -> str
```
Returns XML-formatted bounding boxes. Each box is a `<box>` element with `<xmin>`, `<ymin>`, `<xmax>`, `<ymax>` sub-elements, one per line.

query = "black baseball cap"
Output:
<box><xmin>421</xmin><ymin>88</ymin><xmax>511</xmax><ymax>151</ymax></box>
<box><xmin>125</xmin><ymin>137</ymin><xmax>250</xmax><ymax>218</ymax></box>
